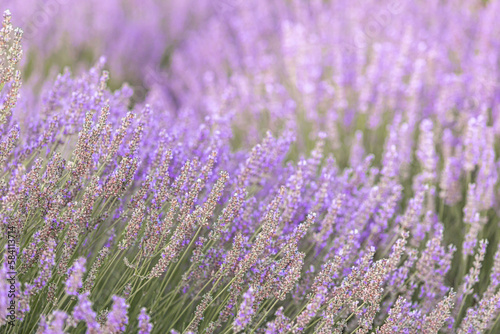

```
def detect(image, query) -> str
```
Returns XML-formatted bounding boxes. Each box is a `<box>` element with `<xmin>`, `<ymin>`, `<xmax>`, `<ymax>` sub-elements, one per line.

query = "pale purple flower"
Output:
<box><xmin>138</xmin><ymin>308</ymin><xmax>153</xmax><ymax>334</ymax></box>
<box><xmin>233</xmin><ymin>286</ymin><xmax>255</xmax><ymax>333</ymax></box>
<box><xmin>72</xmin><ymin>292</ymin><xmax>101</xmax><ymax>333</ymax></box>
<box><xmin>38</xmin><ymin>310</ymin><xmax>68</xmax><ymax>334</ymax></box>
<box><xmin>105</xmin><ymin>296</ymin><xmax>129</xmax><ymax>333</ymax></box>
<box><xmin>416</xmin><ymin>119</ymin><xmax>437</xmax><ymax>185</ymax></box>
<box><xmin>31</xmin><ymin>238</ymin><xmax>57</xmax><ymax>294</ymax></box>
<box><xmin>65</xmin><ymin>257</ymin><xmax>86</xmax><ymax>296</ymax></box>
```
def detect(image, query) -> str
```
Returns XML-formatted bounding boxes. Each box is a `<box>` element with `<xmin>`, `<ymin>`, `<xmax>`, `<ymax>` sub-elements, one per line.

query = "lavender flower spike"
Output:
<box><xmin>105</xmin><ymin>296</ymin><xmax>129</xmax><ymax>334</ymax></box>
<box><xmin>138</xmin><ymin>308</ymin><xmax>153</xmax><ymax>334</ymax></box>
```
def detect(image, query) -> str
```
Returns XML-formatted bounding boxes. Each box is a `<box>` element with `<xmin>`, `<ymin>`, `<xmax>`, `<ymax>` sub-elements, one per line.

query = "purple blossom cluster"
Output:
<box><xmin>0</xmin><ymin>1</ymin><xmax>500</xmax><ymax>333</ymax></box>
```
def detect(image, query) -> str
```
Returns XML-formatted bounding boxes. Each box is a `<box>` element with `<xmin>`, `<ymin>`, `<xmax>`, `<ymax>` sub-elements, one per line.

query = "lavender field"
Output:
<box><xmin>1</xmin><ymin>0</ymin><xmax>500</xmax><ymax>333</ymax></box>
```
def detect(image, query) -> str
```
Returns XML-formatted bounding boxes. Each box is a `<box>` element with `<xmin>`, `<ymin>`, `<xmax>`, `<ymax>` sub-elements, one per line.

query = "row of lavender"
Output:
<box><xmin>0</xmin><ymin>0</ymin><xmax>500</xmax><ymax>333</ymax></box>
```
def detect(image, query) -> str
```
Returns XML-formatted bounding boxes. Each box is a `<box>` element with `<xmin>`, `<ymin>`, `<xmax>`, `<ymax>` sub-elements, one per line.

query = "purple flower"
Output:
<box><xmin>2</xmin><ymin>2</ymin><xmax>500</xmax><ymax>334</ymax></box>
<box><xmin>72</xmin><ymin>292</ymin><xmax>100</xmax><ymax>333</ymax></box>
<box><xmin>65</xmin><ymin>257</ymin><xmax>86</xmax><ymax>296</ymax></box>
<box><xmin>105</xmin><ymin>296</ymin><xmax>129</xmax><ymax>333</ymax></box>
<box><xmin>138</xmin><ymin>307</ymin><xmax>153</xmax><ymax>334</ymax></box>
<box><xmin>233</xmin><ymin>286</ymin><xmax>255</xmax><ymax>333</ymax></box>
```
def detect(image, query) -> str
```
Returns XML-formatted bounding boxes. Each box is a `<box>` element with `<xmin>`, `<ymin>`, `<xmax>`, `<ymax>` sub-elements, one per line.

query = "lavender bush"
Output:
<box><xmin>1</xmin><ymin>0</ymin><xmax>500</xmax><ymax>333</ymax></box>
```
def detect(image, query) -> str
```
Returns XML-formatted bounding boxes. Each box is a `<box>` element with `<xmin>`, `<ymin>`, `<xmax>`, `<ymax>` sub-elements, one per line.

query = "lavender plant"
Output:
<box><xmin>1</xmin><ymin>0</ymin><xmax>500</xmax><ymax>333</ymax></box>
